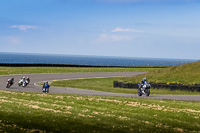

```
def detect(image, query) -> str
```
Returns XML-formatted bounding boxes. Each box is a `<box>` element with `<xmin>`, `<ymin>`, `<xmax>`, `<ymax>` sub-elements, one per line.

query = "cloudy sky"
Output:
<box><xmin>1</xmin><ymin>0</ymin><xmax>200</xmax><ymax>59</ymax></box>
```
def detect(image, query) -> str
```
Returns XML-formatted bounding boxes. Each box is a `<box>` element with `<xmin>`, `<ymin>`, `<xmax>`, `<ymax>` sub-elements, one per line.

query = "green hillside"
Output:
<box><xmin>125</xmin><ymin>61</ymin><xmax>200</xmax><ymax>85</ymax></box>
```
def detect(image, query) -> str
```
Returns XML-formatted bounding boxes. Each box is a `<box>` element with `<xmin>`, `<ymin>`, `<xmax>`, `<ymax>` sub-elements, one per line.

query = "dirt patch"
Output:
<box><xmin>119</xmin><ymin>116</ymin><xmax>130</xmax><ymax>120</ymax></box>
<box><xmin>174</xmin><ymin>128</ymin><xmax>184</xmax><ymax>132</ymax></box>
<box><xmin>0</xmin><ymin>99</ymin><xmax>13</xmax><ymax>103</ymax></box>
<box><xmin>29</xmin><ymin>105</ymin><xmax>62</xmax><ymax>113</ymax></box>
<box><xmin>78</xmin><ymin>113</ymin><xmax>94</xmax><ymax>118</ymax></box>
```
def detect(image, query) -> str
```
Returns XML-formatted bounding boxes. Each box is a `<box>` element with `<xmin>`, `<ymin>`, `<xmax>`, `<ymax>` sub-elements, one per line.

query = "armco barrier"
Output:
<box><xmin>113</xmin><ymin>81</ymin><xmax>200</xmax><ymax>92</ymax></box>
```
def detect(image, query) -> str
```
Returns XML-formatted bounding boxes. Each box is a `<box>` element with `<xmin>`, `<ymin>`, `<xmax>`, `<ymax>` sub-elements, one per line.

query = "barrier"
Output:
<box><xmin>0</xmin><ymin>63</ymin><xmax>168</xmax><ymax>68</ymax></box>
<box><xmin>113</xmin><ymin>81</ymin><xmax>200</xmax><ymax>92</ymax></box>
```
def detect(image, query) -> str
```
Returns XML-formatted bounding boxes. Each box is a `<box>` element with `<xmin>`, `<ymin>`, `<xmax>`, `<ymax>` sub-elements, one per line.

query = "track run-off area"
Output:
<box><xmin>0</xmin><ymin>72</ymin><xmax>200</xmax><ymax>102</ymax></box>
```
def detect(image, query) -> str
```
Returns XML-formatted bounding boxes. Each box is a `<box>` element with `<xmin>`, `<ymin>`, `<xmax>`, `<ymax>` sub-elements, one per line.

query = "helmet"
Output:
<box><xmin>45</xmin><ymin>81</ymin><xmax>48</xmax><ymax>84</ymax></box>
<box><xmin>143</xmin><ymin>77</ymin><xmax>147</xmax><ymax>81</ymax></box>
<box><xmin>23</xmin><ymin>76</ymin><xmax>25</xmax><ymax>79</ymax></box>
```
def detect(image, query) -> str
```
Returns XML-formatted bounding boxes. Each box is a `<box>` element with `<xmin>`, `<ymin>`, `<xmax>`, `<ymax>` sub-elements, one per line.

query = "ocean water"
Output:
<box><xmin>0</xmin><ymin>52</ymin><xmax>197</xmax><ymax>67</ymax></box>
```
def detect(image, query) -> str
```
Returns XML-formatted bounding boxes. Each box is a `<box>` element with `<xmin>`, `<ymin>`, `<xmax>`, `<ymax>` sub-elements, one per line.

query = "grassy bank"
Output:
<box><xmin>50</xmin><ymin>77</ymin><xmax>200</xmax><ymax>95</ymax></box>
<box><xmin>123</xmin><ymin>61</ymin><xmax>200</xmax><ymax>85</ymax></box>
<box><xmin>0</xmin><ymin>90</ymin><xmax>199</xmax><ymax>133</ymax></box>
<box><xmin>0</xmin><ymin>67</ymin><xmax>161</xmax><ymax>75</ymax></box>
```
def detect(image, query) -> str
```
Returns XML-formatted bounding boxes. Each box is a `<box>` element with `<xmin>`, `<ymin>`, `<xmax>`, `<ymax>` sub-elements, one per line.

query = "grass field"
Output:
<box><xmin>0</xmin><ymin>66</ymin><xmax>160</xmax><ymax>75</ymax></box>
<box><xmin>50</xmin><ymin>77</ymin><xmax>200</xmax><ymax>95</ymax></box>
<box><xmin>0</xmin><ymin>90</ymin><xmax>200</xmax><ymax>133</ymax></box>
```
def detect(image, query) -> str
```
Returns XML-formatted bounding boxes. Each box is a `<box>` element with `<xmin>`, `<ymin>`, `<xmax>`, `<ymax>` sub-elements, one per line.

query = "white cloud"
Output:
<box><xmin>112</xmin><ymin>27</ymin><xmax>142</xmax><ymax>33</ymax></box>
<box><xmin>96</xmin><ymin>34</ymin><xmax>133</xmax><ymax>43</ymax></box>
<box><xmin>10</xmin><ymin>25</ymin><xmax>37</xmax><ymax>31</ymax></box>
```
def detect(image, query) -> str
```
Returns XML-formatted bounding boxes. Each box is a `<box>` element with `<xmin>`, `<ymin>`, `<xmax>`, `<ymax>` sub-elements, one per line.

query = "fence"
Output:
<box><xmin>113</xmin><ymin>81</ymin><xmax>200</xmax><ymax>92</ymax></box>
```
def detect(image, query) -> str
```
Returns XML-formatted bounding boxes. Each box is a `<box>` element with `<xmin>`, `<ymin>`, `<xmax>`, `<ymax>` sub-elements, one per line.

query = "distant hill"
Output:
<box><xmin>127</xmin><ymin>61</ymin><xmax>200</xmax><ymax>84</ymax></box>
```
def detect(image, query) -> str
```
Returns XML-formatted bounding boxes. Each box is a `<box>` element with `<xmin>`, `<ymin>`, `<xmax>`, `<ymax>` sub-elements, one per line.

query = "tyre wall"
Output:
<box><xmin>113</xmin><ymin>81</ymin><xmax>200</xmax><ymax>92</ymax></box>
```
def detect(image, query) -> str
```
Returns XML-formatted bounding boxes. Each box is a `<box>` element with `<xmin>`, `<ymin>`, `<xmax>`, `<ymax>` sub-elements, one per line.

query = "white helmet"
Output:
<box><xmin>143</xmin><ymin>77</ymin><xmax>147</xmax><ymax>81</ymax></box>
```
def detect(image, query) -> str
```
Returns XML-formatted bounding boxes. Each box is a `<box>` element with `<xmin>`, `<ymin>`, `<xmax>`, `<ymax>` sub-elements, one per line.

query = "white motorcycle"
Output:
<box><xmin>18</xmin><ymin>79</ymin><xmax>28</xmax><ymax>87</ymax></box>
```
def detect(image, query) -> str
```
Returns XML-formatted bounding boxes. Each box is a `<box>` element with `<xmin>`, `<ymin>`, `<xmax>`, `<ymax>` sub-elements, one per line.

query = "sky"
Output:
<box><xmin>0</xmin><ymin>0</ymin><xmax>200</xmax><ymax>59</ymax></box>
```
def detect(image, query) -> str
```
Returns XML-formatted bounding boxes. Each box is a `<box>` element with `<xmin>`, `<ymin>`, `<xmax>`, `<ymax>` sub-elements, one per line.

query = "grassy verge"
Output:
<box><xmin>50</xmin><ymin>77</ymin><xmax>200</xmax><ymax>95</ymax></box>
<box><xmin>0</xmin><ymin>67</ymin><xmax>161</xmax><ymax>75</ymax></box>
<box><xmin>0</xmin><ymin>90</ymin><xmax>200</xmax><ymax>133</ymax></box>
<box><xmin>123</xmin><ymin>61</ymin><xmax>200</xmax><ymax>85</ymax></box>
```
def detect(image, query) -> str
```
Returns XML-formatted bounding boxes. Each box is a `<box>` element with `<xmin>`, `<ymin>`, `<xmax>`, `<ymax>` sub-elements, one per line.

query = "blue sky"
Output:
<box><xmin>1</xmin><ymin>0</ymin><xmax>200</xmax><ymax>59</ymax></box>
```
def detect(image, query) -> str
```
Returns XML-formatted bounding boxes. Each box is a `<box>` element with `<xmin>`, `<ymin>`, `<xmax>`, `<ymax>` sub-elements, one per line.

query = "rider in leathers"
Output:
<box><xmin>139</xmin><ymin>77</ymin><xmax>149</xmax><ymax>89</ymax></box>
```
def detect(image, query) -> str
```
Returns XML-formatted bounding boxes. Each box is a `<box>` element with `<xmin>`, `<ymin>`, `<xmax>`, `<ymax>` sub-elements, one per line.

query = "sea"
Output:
<box><xmin>0</xmin><ymin>52</ymin><xmax>197</xmax><ymax>67</ymax></box>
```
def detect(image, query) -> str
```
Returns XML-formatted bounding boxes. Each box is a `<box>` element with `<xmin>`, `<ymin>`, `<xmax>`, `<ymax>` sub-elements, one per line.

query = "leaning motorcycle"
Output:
<box><xmin>138</xmin><ymin>82</ymin><xmax>151</xmax><ymax>96</ymax></box>
<box><xmin>6</xmin><ymin>80</ymin><xmax>14</xmax><ymax>88</ymax></box>
<box><xmin>19</xmin><ymin>79</ymin><xmax>28</xmax><ymax>87</ymax></box>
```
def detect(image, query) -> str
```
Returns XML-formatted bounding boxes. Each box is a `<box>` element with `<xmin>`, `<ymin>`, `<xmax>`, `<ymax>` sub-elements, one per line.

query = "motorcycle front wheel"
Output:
<box><xmin>6</xmin><ymin>84</ymin><xmax>10</xmax><ymax>88</ymax></box>
<box><xmin>145</xmin><ymin>89</ymin><xmax>150</xmax><ymax>96</ymax></box>
<box><xmin>138</xmin><ymin>88</ymin><xmax>142</xmax><ymax>96</ymax></box>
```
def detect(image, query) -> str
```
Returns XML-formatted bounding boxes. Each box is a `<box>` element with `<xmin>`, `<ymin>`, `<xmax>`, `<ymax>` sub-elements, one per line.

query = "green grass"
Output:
<box><xmin>50</xmin><ymin>77</ymin><xmax>200</xmax><ymax>95</ymax></box>
<box><xmin>123</xmin><ymin>61</ymin><xmax>200</xmax><ymax>85</ymax></box>
<box><xmin>0</xmin><ymin>66</ymin><xmax>161</xmax><ymax>75</ymax></box>
<box><xmin>0</xmin><ymin>90</ymin><xmax>200</xmax><ymax>133</ymax></box>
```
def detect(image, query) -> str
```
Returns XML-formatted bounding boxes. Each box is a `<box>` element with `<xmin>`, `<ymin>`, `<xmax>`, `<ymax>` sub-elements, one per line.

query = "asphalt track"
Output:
<box><xmin>0</xmin><ymin>72</ymin><xmax>200</xmax><ymax>102</ymax></box>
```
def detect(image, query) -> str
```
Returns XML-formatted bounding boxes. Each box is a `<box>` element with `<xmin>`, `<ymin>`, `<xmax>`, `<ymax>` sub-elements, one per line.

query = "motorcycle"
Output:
<box><xmin>138</xmin><ymin>81</ymin><xmax>151</xmax><ymax>96</ymax></box>
<box><xmin>42</xmin><ymin>82</ymin><xmax>50</xmax><ymax>93</ymax></box>
<box><xmin>6</xmin><ymin>79</ymin><xmax>14</xmax><ymax>88</ymax></box>
<box><xmin>18</xmin><ymin>79</ymin><xmax>28</xmax><ymax>87</ymax></box>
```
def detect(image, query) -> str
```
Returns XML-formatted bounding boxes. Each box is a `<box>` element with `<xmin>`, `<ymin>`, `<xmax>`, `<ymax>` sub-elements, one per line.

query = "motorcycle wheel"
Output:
<box><xmin>145</xmin><ymin>89</ymin><xmax>150</xmax><ymax>96</ymax></box>
<box><xmin>138</xmin><ymin>88</ymin><xmax>142</xmax><ymax>96</ymax></box>
<box><xmin>46</xmin><ymin>88</ymin><xmax>49</xmax><ymax>93</ymax></box>
<box><xmin>6</xmin><ymin>84</ymin><xmax>10</xmax><ymax>88</ymax></box>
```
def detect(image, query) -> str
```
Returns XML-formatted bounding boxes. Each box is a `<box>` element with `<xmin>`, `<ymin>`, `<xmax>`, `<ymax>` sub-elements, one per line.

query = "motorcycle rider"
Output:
<box><xmin>143</xmin><ymin>77</ymin><xmax>148</xmax><ymax>83</ymax></box>
<box><xmin>7</xmin><ymin>78</ymin><xmax>14</xmax><ymax>87</ymax></box>
<box><xmin>139</xmin><ymin>77</ymin><xmax>149</xmax><ymax>93</ymax></box>
<box><xmin>22</xmin><ymin>76</ymin><xmax>26</xmax><ymax>83</ymax></box>
<box><xmin>26</xmin><ymin>77</ymin><xmax>30</xmax><ymax>84</ymax></box>
<box><xmin>140</xmin><ymin>77</ymin><xmax>148</xmax><ymax>85</ymax></box>
<box><xmin>43</xmin><ymin>81</ymin><xmax>50</xmax><ymax>93</ymax></box>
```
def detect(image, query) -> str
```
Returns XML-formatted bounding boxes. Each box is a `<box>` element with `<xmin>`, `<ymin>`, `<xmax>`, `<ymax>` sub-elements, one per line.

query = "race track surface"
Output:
<box><xmin>0</xmin><ymin>72</ymin><xmax>200</xmax><ymax>102</ymax></box>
